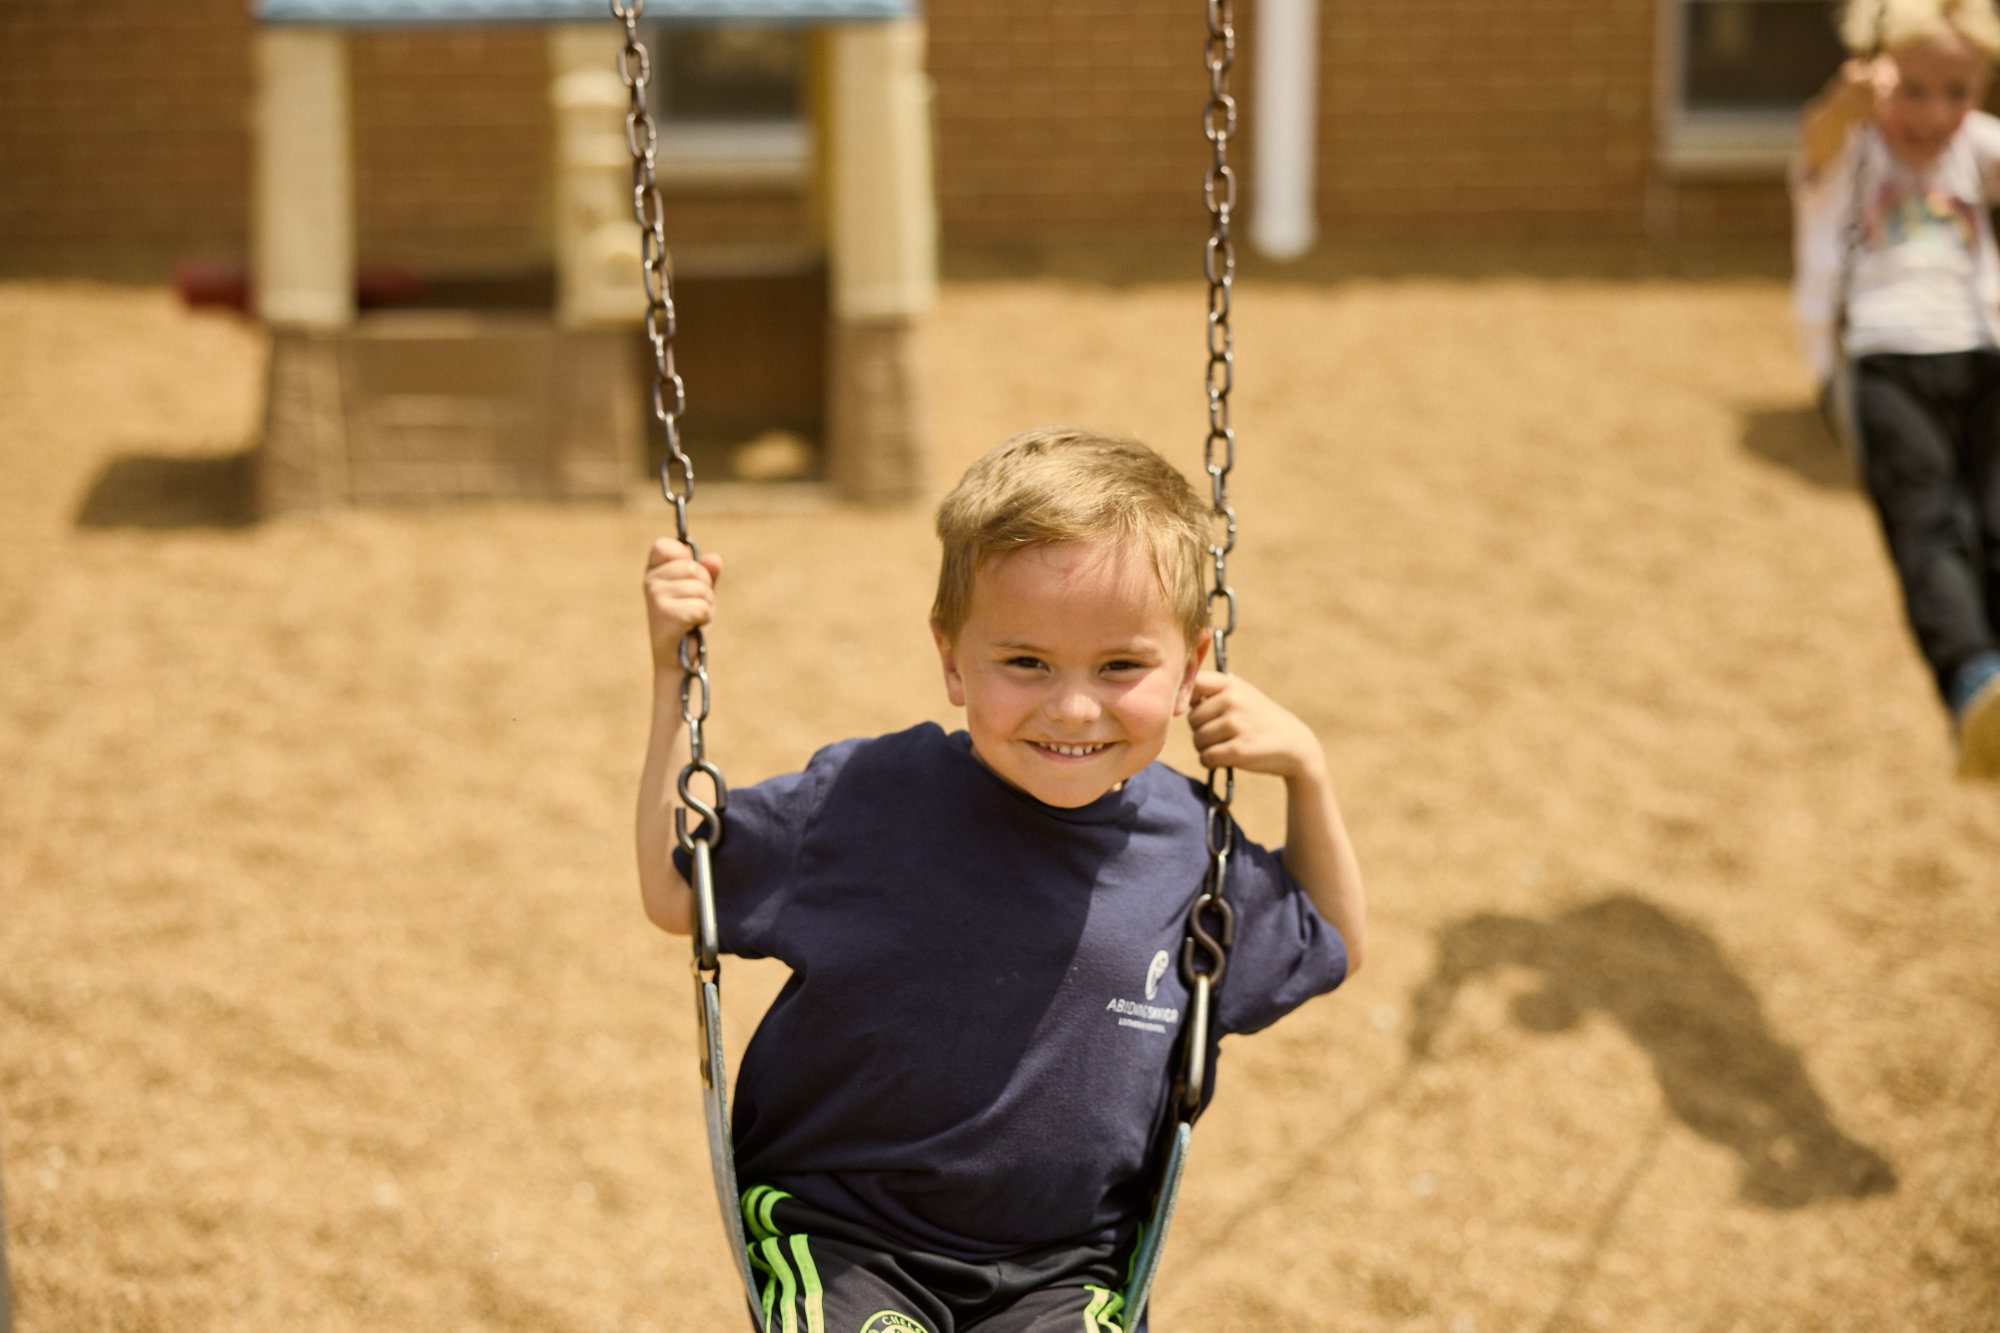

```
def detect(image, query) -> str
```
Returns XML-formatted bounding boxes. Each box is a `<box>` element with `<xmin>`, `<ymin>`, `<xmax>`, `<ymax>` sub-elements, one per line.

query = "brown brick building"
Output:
<box><xmin>0</xmin><ymin>0</ymin><xmax>1810</xmax><ymax>279</ymax></box>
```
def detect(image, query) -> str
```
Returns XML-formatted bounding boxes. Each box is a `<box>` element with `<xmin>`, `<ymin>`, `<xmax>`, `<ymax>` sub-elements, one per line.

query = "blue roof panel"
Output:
<box><xmin>259</xmin><ymin>0</ymin><xmax>911</xmax><ymax>22</ymax></box>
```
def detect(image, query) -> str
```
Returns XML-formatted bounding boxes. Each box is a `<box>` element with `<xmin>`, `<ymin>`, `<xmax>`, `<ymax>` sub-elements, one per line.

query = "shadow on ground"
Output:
<box><xmin>1409</xmin><ymin>894</ymin><xmax>1896</xmax><ymax>1209</ymax></box>
<box><xmin>1741</xmin><ymin>403</ymin><xmax>1857</xmax><ymax>493</ymax></box>
<box><xmin>74</xmin><ymin>449</ymin><xmax>258</xmax><ymax>530</ymax></box>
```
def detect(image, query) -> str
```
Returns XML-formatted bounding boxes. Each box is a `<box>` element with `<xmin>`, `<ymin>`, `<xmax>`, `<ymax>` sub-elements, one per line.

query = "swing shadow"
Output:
<box><xmin>1407</xmin><ymin>893</ymin><xmax>1896</xmax><ymax>1209</ymax></box>
<box><xmin>72</xmin><ymin>448</ymin><xmax>259</xmax><ymax>530</ymax></box>
<box><xmin>1165</xmin><ymin>890</ymin><xmax>1895</xmax><ymax>1318</ymax></box>
<box><xmin>1739</xmin><ymin>402</ymin><xmax>1856</xmax><ymax>492</ymax></box>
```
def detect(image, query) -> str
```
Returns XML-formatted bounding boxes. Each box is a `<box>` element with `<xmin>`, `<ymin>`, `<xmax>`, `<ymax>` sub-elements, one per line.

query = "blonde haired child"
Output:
<box><xmin>1795</xmin><ymin>0</ymin><xmax>2000</xmax><ymax>776</ymax></box>
<box><xmin>637</xmin><ymin>427</ymin><xmax>1365</xmax><ymax>1330</ymax></box>
<box><xmin>1835</xmin><ymin>0</ymin><xmax>2000</xmax><ymax>60</ymax></box>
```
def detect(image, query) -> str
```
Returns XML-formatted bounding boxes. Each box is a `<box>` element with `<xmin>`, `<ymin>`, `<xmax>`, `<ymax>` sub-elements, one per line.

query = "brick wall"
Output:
<box><xmin>1671</xmin><ymin>178</ymin><xmax>1793</xmax><ymax>241</ymax></box>
<box><xmin>0</xmin><ymin>1</ymin><xmax>1792</xmax><ymax>278</ymax></box>
<box><xmin>923</xmin><ymin>0</ymin><xmax>1784</xmax><ymax>246</ymax></box>
<box><xmin>1315</xmin><ymin>0</ymin><xmax>1657</xmax><ymax>238</ymax></box>
<box><xmin>924</xmin><ymin>0</ymin><xmax>1221</xmax><ymax>241</ymax></box>
<box><xmin>0</xmin><ymin>3</ymin><xmax>560</xmax><ymax>276</ymax></box>
<box><xmin>349</xmin><ymin>28</ymin><xmax>553</xmax><ymax>274</ymax></box>
<box><xmin>0</xmin><ymin>1</ymin><xmax>254</xmax><ymax>271</ymax></box>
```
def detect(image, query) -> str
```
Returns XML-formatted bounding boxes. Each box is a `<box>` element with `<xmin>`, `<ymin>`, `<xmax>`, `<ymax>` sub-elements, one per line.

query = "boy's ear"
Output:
<box><xmin>1174</xmin><ymin>629</ymin><xmax>1214</xmax><ymax>716</ymax></box>
<box><xmin>931</xmin><ymin>619</ymin><xmax>967</xmax><ymax>707</ymax></box>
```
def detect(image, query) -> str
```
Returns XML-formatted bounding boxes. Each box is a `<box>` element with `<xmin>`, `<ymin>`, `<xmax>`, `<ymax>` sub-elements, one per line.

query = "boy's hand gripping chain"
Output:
<box><xmin>613</xmin><ymin>3</ymin><xmax>760</xmax><ymax>1321</ymax></box>
<box><xmin>1124</xmin><ymin>3</ymin><xmax>1240</xmax><ymax>1324</ymax></box>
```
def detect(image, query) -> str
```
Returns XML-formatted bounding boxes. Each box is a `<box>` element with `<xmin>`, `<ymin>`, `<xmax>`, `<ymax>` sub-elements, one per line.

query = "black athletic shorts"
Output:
<box><xmin>738</xmin><ymin>1184</ymin><xmax>1146</xmax><ymax>1333</ymax></box>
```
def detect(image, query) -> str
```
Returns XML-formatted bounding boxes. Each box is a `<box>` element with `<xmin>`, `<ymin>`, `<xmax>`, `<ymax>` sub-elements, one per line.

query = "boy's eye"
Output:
<box><xmin>1102</xmin><ymin>660</ymin><xmax>1146</xmax><ymax>673</ymax></box>
<box><xmin>1005</xmin><ymin>656</ymin><xmax>1045</xmax><ymax>670</ymax></box>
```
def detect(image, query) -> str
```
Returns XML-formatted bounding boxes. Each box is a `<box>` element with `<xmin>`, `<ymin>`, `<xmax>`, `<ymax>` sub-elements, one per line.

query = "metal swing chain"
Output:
<box><xmin>1121</xmin><ymin>11</ymin><xmax>1246</xmax><ymax>1318</ymax></box>
<box><xmin>1178</xmin><ymin>0</ymin><xmax>1240</xmax><ymax>1116</ymax></box>
<box><xmin>613</xmin><ymin>0</ymin><xmax>728</xmax><ymax>983</ymax></box>
<box><xmin>614</xmin><ymin>5</ymin><xmax>759</xmax><ymax>1319</ymax></box>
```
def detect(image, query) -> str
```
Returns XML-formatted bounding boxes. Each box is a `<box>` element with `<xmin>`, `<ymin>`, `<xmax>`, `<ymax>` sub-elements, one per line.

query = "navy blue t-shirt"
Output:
<box><xmin>679</xmin><ymin>722</ymin><xmax>1347</xmax><ymax>1260</ymax></box>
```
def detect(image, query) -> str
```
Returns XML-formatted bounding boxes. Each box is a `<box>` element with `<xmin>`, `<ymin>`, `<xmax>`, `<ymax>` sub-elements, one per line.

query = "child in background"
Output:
<box><xmin>637</xmin><ymin>428</ymin><xmax>1366</xmax><ymax>1331</ymax></box>
<box><xmin>1794</xmin><ymin>0</ymin><xmax>2000</xmax><ymax>777</ymax></box>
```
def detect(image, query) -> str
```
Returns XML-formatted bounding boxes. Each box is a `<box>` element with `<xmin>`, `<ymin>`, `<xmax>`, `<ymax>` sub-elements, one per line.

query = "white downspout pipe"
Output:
<box><xmin>1252</xmin><ymin>0</ymin><xmax>1319</xmax><ymax>260</ymax></box>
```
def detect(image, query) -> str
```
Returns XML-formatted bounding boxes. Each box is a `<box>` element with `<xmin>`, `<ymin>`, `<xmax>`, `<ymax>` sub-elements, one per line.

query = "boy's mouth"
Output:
<box><xmin>1028</xmin><ymin>740</ymin><xmax>1113</xmax><ymax>759</ymax></box>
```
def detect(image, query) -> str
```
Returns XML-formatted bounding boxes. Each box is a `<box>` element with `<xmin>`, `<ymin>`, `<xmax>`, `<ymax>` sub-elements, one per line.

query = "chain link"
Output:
<box><xmin>1181</xmin><ymin>0</ymin><xmax>1238</xmax><ymax>1028</ymax></box>
<box><xmin>617</xmin><ymin>0</ymin><xmax>726</xmax><ymax>972</ymax></box>
<box><xmin>617</xmin><ymin>1</ymin><xmax>694</xmax><ymax>521</ymax></box>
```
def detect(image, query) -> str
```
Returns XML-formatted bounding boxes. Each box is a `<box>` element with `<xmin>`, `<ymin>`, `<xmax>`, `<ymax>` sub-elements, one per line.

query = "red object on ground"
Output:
<box><xmin>171</xmin><ymin>259</ymin><xmax>429</xmax><ymax>314</ymax></box>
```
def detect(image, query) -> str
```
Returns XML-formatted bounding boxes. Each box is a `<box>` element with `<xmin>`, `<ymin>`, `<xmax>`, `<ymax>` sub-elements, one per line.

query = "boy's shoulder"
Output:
<box><xmin>803</xmin><ymin>720</ymin><xmax>956</xmax><ymax>774</ymax></box>
<box><xmin>784</xmin><ymin>722</ymin><xmax>969</xmax><ymax>803</ymax></box>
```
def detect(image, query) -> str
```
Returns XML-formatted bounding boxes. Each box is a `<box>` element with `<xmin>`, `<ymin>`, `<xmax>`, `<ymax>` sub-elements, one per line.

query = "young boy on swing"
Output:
<box><xmin>1795</xmin><ymin>0</ymin><xmax>2000</xmax><ymax>776</ymax></box>
<box><xmin>637</xmin><ymin>427</ymin><xmax>1366</xmax><ymax>1331</ymax></box>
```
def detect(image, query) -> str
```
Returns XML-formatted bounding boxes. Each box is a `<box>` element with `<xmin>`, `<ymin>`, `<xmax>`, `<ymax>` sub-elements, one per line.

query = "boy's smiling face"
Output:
<box><xmin>1880</xmin><ymin>29</ymin><xmax>1990</xmax><ymax>167</ymax></box>
<box><xmin>933</xmin><ymin>538</ymin><xmax>1208</xmax><ymax>809</ymax></box>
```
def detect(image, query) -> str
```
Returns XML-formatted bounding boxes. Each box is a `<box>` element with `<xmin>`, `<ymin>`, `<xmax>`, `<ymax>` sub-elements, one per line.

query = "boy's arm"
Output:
<box><xmin>1187</xmin><ymin>672</ymin><xmax>1367</xmax><ymax>975</ymax></box>
<box><xmin>636</xmin><ymin>539</ymin><xmax>724</xmax><ymax>936</ymax></box>
<box><xmin>1800</xmin><ymin>57</ymin><xmax>1890</xmax><ymax>180</ymax></box>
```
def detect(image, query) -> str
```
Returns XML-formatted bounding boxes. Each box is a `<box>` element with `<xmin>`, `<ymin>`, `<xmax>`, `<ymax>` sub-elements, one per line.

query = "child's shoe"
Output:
<box><xmin>1952</xmin><ymin>652</ymin><xmax>2000</xmax><ymax>781</ymax></box>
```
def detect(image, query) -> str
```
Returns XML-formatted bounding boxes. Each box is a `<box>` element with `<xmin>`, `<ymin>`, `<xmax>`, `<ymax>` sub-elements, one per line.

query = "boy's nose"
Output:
<box><xmin>1046</xmin><ymin>685</ymin><xmax>1102</xmax><ymax>726</ymax></box>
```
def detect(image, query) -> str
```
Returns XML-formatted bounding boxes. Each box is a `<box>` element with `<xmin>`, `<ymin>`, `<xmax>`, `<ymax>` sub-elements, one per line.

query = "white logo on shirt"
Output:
<box><xmin>1109</xmin><ymin>951</ymin><xmax>1182</xmax><ymax>1034</ymax></box>
<box><xmin>1106</xmin><ymin>996</ymin><xmax>1179</xmax><ymax>1033</ymax></box>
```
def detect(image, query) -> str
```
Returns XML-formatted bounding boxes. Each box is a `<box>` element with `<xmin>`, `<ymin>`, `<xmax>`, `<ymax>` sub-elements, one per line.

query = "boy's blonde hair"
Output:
<box><xmin>1841</xmin><ymin>0</ymin><xmax>2000</xmax><ymax>58</ymax></box>
<box><xmin>932</xmin><ymin>426</ymin><xmax>1209</xmax><ymax>645</ymax></box>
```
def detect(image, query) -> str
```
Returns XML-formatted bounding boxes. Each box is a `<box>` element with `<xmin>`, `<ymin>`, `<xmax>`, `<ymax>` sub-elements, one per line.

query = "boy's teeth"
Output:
<box><xmin>1045</xmin><ymin>742</ymin><xmax>1103</xmax><ymax>756</ymax></box>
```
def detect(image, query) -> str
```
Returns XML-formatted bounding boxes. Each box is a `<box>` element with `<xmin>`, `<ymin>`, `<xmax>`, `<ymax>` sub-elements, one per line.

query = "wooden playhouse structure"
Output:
<box><xmin>251</xmin><ymin>0</ymin><xmax>934</xmax><ymax>512</ymax></box>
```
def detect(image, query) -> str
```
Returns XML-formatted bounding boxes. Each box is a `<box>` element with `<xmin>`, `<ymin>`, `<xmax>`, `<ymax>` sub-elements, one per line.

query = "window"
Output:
<box><xmin>649</xmin><ymin>23</ymin><xmax>811</xmax><ymax>185</ymax></box>
<box><xmin>660</xmin><ymin>25</ymin><xmax>804</xmax><ymax>121</ymax></box>
<box><xmin>1661</xmin><ymin>0</ymin><xmax>1846</xmax><ymax>173</ymax></box>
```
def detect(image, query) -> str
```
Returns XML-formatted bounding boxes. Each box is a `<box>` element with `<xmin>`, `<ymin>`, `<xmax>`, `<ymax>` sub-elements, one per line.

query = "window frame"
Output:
<box><xmin>1656</xmin><ymin>0</ymin><xmax>1834</xmax><ymax>176</ymax></box>
<box><xmin>646</xmin><ymin>22</ymin><xmax>813</xmax><ymax>189</ymax></box>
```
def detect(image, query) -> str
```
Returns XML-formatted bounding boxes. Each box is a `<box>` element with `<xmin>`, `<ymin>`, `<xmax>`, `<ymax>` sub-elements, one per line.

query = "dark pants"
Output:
<box><xmin>1853</xmin><ymin>351</ymin><xmax>2000</xmax><ymax>704</ymax></box>
<box><xmin>738</xmin><ymin>1185</ymin><xmax>1143</xmax><ymax>1333</ymax></box>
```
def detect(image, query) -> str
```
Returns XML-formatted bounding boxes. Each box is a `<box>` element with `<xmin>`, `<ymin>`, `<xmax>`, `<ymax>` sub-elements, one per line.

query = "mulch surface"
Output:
<box><xmin>2</xmin><ymin>257</ymin><xmax>1996</xmax><ymax>1331</ymax></box>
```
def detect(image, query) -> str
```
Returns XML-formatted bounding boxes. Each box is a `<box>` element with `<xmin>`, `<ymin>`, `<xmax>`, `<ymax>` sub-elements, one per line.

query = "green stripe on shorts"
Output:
<box><xmin>741</xmin><ymin>1184</ymin><xmax>793</xmax><ymax>1243</ymax></box>
<box><xmin>788</xmin><ymin>1233</ymin><xmax>824</xmax><ymax>1333</ymax></box>
<box><xmin>758</xmin><ymin>1236</ymin><xmax>797</xmax><ymax>1333</ymax></box>
<box><xmin>1084</xmin><ymin>1283</ymin><xmax>1127</xmax><ymax>1331</ymax></box>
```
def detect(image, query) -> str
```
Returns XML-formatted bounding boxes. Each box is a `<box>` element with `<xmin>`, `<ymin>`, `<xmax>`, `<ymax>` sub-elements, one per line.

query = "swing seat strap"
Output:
<box><xmin>697</xmin><ymin>974</ymin><xmax>761</xmax><ymax>1324</ymax></box>
<box><xmin>1120</xmin><ymin>1121</ymin><xmax>1193</xmax><ymax>1324</ymax></box>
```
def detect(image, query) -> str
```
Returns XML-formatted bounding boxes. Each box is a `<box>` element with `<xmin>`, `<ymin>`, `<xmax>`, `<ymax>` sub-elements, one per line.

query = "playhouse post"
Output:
<box><xmin>824</xmin><ymin>17</ymin><xmax>935</xmax><ymax>502</ymax></box>
<box><xmin>253</xmin><ymin>27</ymin><xmax>355</xmax><ymax>513</ymax></box>
<box><xmin>253</xmin><ymin>28</ymin><xmax>355</xmax><ymax>328</ymax></box>
<box><xmin>550</xmin><ymin>25</ymin><xmax>643</xmax><ymax>330</ymax></box>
